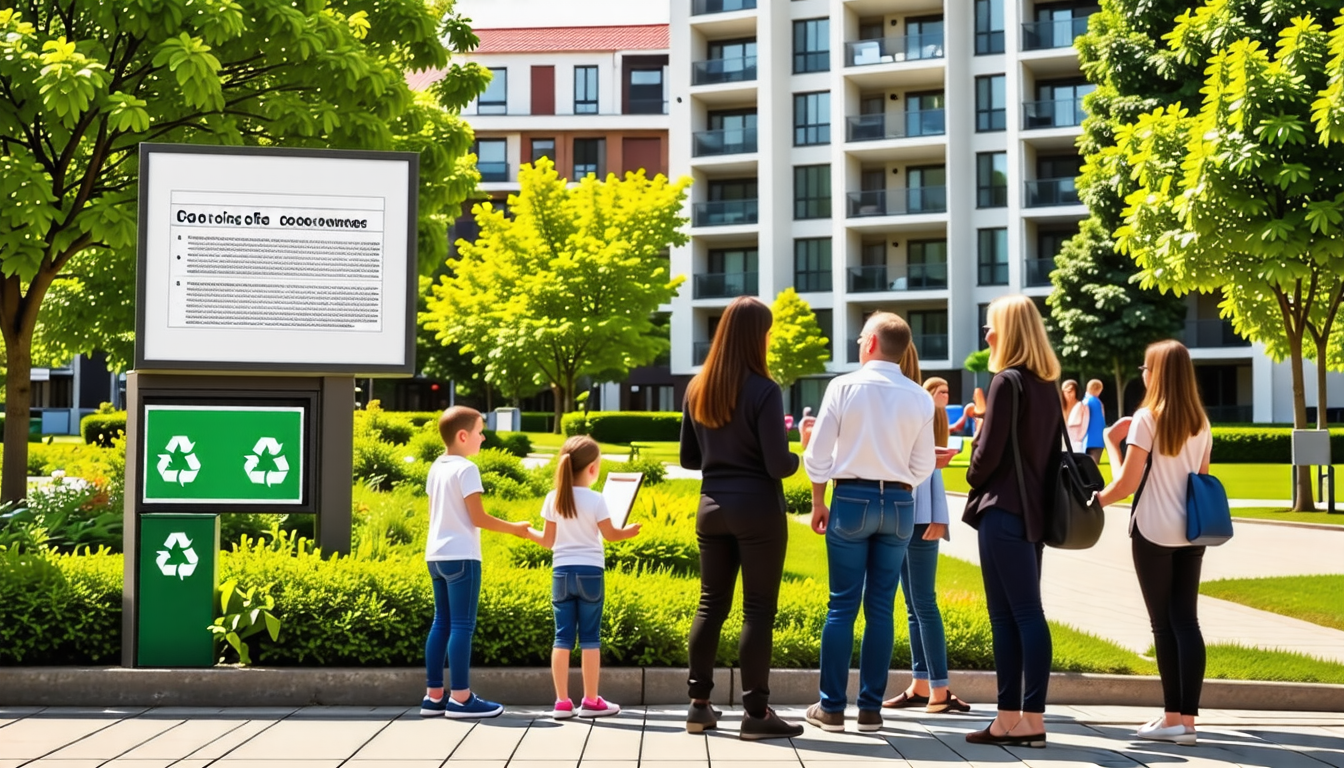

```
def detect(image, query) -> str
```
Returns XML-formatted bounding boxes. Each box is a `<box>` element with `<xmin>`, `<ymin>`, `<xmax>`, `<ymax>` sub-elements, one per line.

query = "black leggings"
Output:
<box><xmin>1132</xmin><ymin>529</ymin><xmax>1206</xmax><ymax>716</ymax></box>
<box><xmin>687</xmin><ymin>492</ymin><xmax>788</xmax><ymax>718</ymax></box>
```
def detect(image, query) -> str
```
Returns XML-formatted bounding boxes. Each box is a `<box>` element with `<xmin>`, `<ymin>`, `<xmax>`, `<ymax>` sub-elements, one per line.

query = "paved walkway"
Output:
<box><xmin>2</xmin><ymin>705</ymin><xmax>1341</xmax><ymax>768</ymax></box>
<box><xmin>939</xmin><ymin>496</ymin><xmax>1344</xmax><ymax>663</ymax></box>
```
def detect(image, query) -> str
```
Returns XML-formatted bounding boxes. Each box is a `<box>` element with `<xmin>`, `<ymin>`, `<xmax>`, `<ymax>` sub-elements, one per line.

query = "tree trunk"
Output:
<box><xmin>2</xmin><ymin>334</ymin><xmax>32</xmax><ymax>504</ymax></box>
<box><xmin>551</xmin><ymin>384</ymin><xmax>564</xmax><ymax>434</ymax></box>
<box><xmin>1287</xmin><ymin>341</ymin><xmax>1316</xmax><ymax>512</ymax></box>
<box><xmin>1317</xmin><ymin>332</ymin><xmax>1330</xmax><ymax>431</ymax></box>
<box><xmin>1111</xmin><ymin>358</ymin><xmax>1127</xmax><ymax>421</ymax></box>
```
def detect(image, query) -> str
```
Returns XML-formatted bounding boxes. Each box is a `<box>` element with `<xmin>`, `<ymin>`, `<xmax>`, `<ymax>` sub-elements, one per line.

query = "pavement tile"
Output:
<box><xmin>447</xmin><ymin>717</ymin><xmax>530</xmax><ymax>760</ymax></box>
<box><xmin>639</xmin><ymin>713</ymin><xmax>707</xmax><ymax>762</ymax></box>
<box><xmin>20</xmin><ymin>762</ymin><xmax>107</xmax><ymax>768</ymax></box>
<box><xmin>442</xmin><ymin>762</ymin><xmax>506</xmax><ymax>768</ymax></box>
<box><xmin>507</xmin><ymin>762</ymin><xmax>580</xmax><ymax>768</ymax></box>
<box><xmin>0</xmin><ymin>762</ymin><xmax>21</xmax><ymax>768</ymax></box>
<box><xmin>791</xmin><ymin>727</ymin><xmax>903</xmax><ymax>762</ymax></box>
<box><xmin>576</xmin><ymin>761</ymin><xmax>638</xmax><ymax>768</ymax></box>
<box><xmin>880</xmin><ymin>720</ymin><xmax>978</xmax><ymax>765</ymax></box>
<box><xmin>512</xmin><ymin>718</ymin><xmax>592</xmax><ymax>761</ymax></box>
<box><xmin>803</xmin><ymin>762</ymin><xmax>912</xmax><ymax>768</ymax></box>
<box><xmin>0</xmin><ymin>715</ymin><xmax>122</xmax><ymax>760</ymax></box>
<box><xmin>182</xmin><ymin>718</ymin><xmax>279</xmax><ymax>760</ymax></box>
<box><xmin>636</xmin><ymin>762</ymin><xmax>708</xmax><ymax>768</ymax></box>
<box><xmin>579</xmin><ymin>716</ymin><xmax>644</xmax><ymax>760</ymax></box>
<box><xmin>352</xmin><ymin>717</ymin><xmax>476</xmax><ymax>761</ymax></box>
<box><xmin>45</xmin><ymin>717</ymin><xmax>183</xmax><ymax>760</ymax></box>
<box><xmin>169</xmin><ymin>762</ymin><xmax>213</xmax><ymax>768</ymax></box>
<box><xmin>346</xmin><ymin>762</ymin><xmax>444</xmax><ymax>767</ymax></box>
<box><xmin>222</xmin><ymin>717</ymin><xmax>390</xmax><ymax>760</ymax></box>
<box><xmin>704</xmin><ymin>719</ymin><xmax>800</xmax><ymax>761</ymax></box>
<box><xmin>100</xmin><ymin>761</ymin><xmax>178</xmax><ymax>768</ymax></box>
<box><xmin>118</xmin><ymin>719</ymin><xmax>251</xmax><ymax>760</ymax></box>
<box><xmin>213</xmin><ymin>761</ymin><xmax>344</xmax><ymax>768</ymax></box>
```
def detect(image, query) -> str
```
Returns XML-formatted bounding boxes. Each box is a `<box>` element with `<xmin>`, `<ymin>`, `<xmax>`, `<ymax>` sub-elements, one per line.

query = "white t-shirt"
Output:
<box><xmin>540</xmin><ymin>487</ymin><xmax>610</xmax><ymax>568</ymax></box>
<box><xmin>1128</xmin><ymin>408</ymin><xmax>1213</xmax><ymax>547</ymax></box>
<box><xmin>425</xmin><ymin>455</ymin><xmax>485</xmax><ymax>561</ymax></box>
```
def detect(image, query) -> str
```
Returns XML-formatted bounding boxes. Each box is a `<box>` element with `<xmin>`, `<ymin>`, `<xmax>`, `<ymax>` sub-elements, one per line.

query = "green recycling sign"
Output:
<box><xmin>143</xmin><ymin>405</ymin><xmax>305</xmax><ymax>504</ymax></box>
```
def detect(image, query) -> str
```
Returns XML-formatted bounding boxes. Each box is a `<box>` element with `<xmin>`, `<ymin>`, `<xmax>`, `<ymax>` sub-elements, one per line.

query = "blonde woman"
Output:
<box><xmin>961</xmin><ymin>295</ymin><xmax>1062</xmax><ymax>748</ymax></box>
<box><xmin>1061</xmin><ymin>380</ymin><xmax>1089</xmax><ymax>447</ymax></box>
<box><xmin>1096</xmin><ymin>340</ymin><xmax>1212</xmax><ymax>745</ymax></box>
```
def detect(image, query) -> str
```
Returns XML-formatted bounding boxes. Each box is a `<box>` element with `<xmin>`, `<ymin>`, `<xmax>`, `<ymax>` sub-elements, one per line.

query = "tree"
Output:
<box><xmin>0</xmin><ymin>0</ymin><xmax>487</xmax><ymax>501</ymax></box>
<box><xmin>767</xmin><ymin>288</ymin><xmax>829</xmax><ymax>390</ymax></box>
<box><xmin>1049</xmin><ymin>0</ymin><xmax>1198</xmax><ymax>415</ymax></box>
<box><xmin>425</xmin><ymin>158</ymin><xmax>690</xmax><ymax>431</ymax></box>
<box><xmin>1114</xmin><ymin>8</ymin><xmax>1344</xmax><ymax>510</ymax></box>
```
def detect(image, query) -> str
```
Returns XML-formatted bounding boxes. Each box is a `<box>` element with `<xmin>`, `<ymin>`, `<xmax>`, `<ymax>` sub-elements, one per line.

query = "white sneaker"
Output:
<box><xmin>1137</xmin><ymin>720</ymin><xmax>1196</xmax><ymax>745</ymax></box>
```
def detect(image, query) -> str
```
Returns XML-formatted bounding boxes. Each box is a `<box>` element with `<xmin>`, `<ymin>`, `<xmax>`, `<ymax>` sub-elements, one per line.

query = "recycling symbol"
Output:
<box><xmin>244</xmin><ymin>437</ymin><xmax>289</xmax><ymax>486</ymax></box>
<box><xmin>157</xmin><ymin>435</ymin><xmax>201</xmax><ymax>485</ymax></box>
<box><xmin>156</xmin><ymin>532</ymin><xmax>199</xmax><ymax>579</ymax></box>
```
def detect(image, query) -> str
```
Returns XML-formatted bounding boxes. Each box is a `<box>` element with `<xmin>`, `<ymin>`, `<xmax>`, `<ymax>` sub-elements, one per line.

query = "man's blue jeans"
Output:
<box><xmin>897</xmin><ymin>525</ymin><xmax>948</xmax><ymax>688</ymax></box>
<box><xmin>819</xmin><ymin>483</ymin><xmax>914</xmax><ymax>712</ymax></box>
<box><xmin>425</xmin><ymin>559</ymin><xmax>482</xmax><ymax>690</ymax></box>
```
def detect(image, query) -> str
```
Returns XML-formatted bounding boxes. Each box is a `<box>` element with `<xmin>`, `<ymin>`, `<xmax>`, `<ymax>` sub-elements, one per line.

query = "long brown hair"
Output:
<box><xmin>923</xmin><ymin>377</ymin><xmax>950</xmax><ymax>447</ymax></box>
<box><xmin>553</xmin><ymin>436</ymin><xmax>601</xmax><ymax>519</ymax></box>
<box><xmin>686</xmin><ymin>296</ymin><xmax>773</xmax><ymax>428</ymax></box>
<box><xmin>1139</xmin><ymin>340</ymin><xmax>1208</xmax><ymax>457</ymax></box>
<box><xmin>1061</xmin><ymin>379</ymin><xmax>1079</xmax><ymax>418</ymax></box>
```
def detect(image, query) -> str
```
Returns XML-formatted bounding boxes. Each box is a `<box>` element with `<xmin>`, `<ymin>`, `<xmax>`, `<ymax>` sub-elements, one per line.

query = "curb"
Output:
<box><xmin>1229</xmin><ymin>516</ymin><xmax>1344</xmax><ymax>532</ymax></box>
<box><xmin>4</xmin><ymin>667</ymin><xmax>1342</xmax><ymax>712</ymax></box>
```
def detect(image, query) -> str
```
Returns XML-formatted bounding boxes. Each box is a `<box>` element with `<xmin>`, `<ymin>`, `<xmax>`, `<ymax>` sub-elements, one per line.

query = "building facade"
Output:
<box><xmin>667</xmin><ymin>0</ymin><xmax>1341</xmax><ymax>423</ymax></box>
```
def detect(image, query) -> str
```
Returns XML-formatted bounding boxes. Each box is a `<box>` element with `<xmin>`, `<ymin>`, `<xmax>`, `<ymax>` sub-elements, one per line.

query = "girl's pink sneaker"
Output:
<box><xmin>552</xmin><ymin>699</ymin><xmax>575</xmax><ymax>720</ymax></box>
<box><xmin>579</xmin><ymin>696</ymin><xmax>621</xmax><ymax>718</ymax></box>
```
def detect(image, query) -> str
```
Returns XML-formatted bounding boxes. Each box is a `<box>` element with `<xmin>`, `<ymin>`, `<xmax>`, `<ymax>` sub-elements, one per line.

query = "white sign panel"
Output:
<box><xmin>137</xmin><ymin>145</ymin><xmax>417</xmax><ymax>374</ymax></box>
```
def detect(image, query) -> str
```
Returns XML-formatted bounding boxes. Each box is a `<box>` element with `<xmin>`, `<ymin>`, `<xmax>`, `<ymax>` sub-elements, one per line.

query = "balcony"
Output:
<box><xmin>1023</xmin><ymin>98</ymin><xmax>1087</xmax><ymax>129</ymax></box>
<box><xmin>1185</xmin><ymin>319</ymin><xmax>1251</xmax><ymax>348</ymax></box>
<box><xmin>847</xmin><ymin>264</ymin><xmax>948</xmax><ymax>292</ymax></box>
<box><xmin>846</xmin><ymin>187</ymin><xmax>947</xmax><ymax>218</ymax></box>
<box><xmin>848</xmin><ymin>333</ymin><xmax>948</xmax><ymax>359</ymax></box>
<box><xmin>692</xmin><ymin>0</ymin><xmax>756</xmax><ymax>15</ymax></box>
<box><xmin>795</xmin><ymin>270</ymin><xmax>832</xmax><ymax>293</ymax></box>
<box><xmin>626</xmin><ymin>97</ymin><xmax>667</xmax><ymax>115</ymax></box>
<box><xmin>846</xmin><ymin>110</ymin><xmax>945</xmax><ymax>142</ymax></box>
<box><xmin>1206</xmin><ymin>404</ymin><xmax>1253</xmax><ymax>423</ymax></box>
<box><xmin>692</xmin><ymin>56</ymin><xmax>757</xmax><ymax>85</ymax></box>
<box><xmin>692</xmin><ymin>199</ymin><xmax>758</xmax><ymax>227</ymax></box>
<box><xmin>693</xmin><ymin>127</ymin><xmax>758</xmax><ymax>157</ymax></box>
<box><xmin>694</xmin><ymin>271</ymin><xmax>758</xmax><ymax>299</ymax></box>
<box><xmin>1022</xmin><ymin>16</ymin><xmax>1091</xmax><ymax>51</ymax></box>
<box><xmin>478</xmin><ymin>161</ymin><xmax>509</xmax><ymax>182</ymax></box>
<box><xmin>845</xmin><ymin>34</ymin><xmax>945</xmax><ymax>67</ymax></box>
<box><xmin>1024</xmin><ymin>178</ymin><xmax>1080</xmax><ymax>207</ymax></box>
<box><xmin>1024</xmin><ymin>258</ymin><xmax>1055</xmax><ymax>287</ymax></box>
<box><xmin>693</xmin><ymin>341</ymin><xmax>712</xmax><ymax>365</ymax></box>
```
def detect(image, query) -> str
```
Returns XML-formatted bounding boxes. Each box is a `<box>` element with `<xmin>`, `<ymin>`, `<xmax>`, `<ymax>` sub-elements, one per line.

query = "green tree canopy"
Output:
<box><xmin>424</xmin><ymin>158</ymin><xmax>690</xmax><ymax>430</ymax></box>
<box><xmin>0</xmin><ymin>0</ymin><xmax>486</xmax><ymax>500</ymax></box>
<box><xmin>767</xmin><ymin>288</ymin><xmax>829</xmax><ymax>391</ymax></box>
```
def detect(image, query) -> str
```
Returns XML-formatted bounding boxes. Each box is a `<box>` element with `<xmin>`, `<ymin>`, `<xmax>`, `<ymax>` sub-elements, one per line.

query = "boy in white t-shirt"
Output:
<box><xmin>420</xmin><ymin>406</ymin><xmax>539</xmax><ymax>719</ymax></box>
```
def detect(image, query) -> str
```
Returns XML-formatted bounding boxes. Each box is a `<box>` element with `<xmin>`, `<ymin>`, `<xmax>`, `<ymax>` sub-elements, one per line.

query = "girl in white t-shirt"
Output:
<box><xmin>538</xmin><ymin>436</ymin><xmax>641</xmax><ymax>720</ymax></box>
<box><xmin>1096</xmin><ymin>340</ymin><xmax>1214</xmax><ymax>746</ymax></box>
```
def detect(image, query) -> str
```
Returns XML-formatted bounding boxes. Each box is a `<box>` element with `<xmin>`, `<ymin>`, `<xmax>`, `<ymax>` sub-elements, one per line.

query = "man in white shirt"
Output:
<box><xmin>799</xmin><ymin>312</ymin><xmax>938</xmax><ymax>733</ymax></box>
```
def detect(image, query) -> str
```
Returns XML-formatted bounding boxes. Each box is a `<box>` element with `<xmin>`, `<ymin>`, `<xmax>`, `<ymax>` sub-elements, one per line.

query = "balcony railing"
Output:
<box><xmin>478</xmin><ymin>161</ymin><xmax>509</xmax><ymax>182</ymax></box>
<box><xmin>692</xmin><ymin>0</ymin><xmax>756</xmax><ymax>15</ymax></box>
<box><xmin>1185</xmin><ymin>319</ymin><xmax>1251</xmax><ymax>348</ymax></box>
<box><xmin>1022</xmin><ymin>16</ymin><xmax>1091</xmax><ymax>51</ymax></box>
<box><xmin>845</xmin><ymin>34</ymin><xmax>945</xmax><ymax>67</ymax></box>
<box><xmin>847</xmin><ymin>264</ymin><xmax>948</xmax><ymax>292</ymax></box>
<box><xmin>1024</xmin><ymin>178</ymin><xmax>1080</xmax><ymax>207</ymax></box>
<box><xmin>847</xmin><ymin>187</ymin><xmax>948</xmax><ymax>217</ymax></box>
<box><xmin>692</xmin><ymin>56</ymin><xmax>757</xmax><ymax>85</ymax></box>
<box><xmin>846</xmin><ymin>110</ymin><xmax>945</xmax><ymax>142</ymax></box>
<box><xmin>693</xmin><ymin>127</ymin><xmax>758</xmax><ymax>157</ymax></box>
<box><xmin>848</xmin><ymin>333</ymin><xmax>948</xmax><ymax>360</ymax></box>
<box><xmin>1023</xmin><ymin>98</ymin><xmax>1087</xmax><ymax>129</ymax></box>
<box><xmin>1024</xmin><ymin>258</ymin><xmax>1055</xmax><ymax>287</ymax></box>
<box><xmin>693</xmin><ymin>341</ymin><xmax>712</xmax><ymax>365</ymax></box>
<box><xmin>795</xmin><ymin>270</ymin><xmax>832</xmax><ymax>293</ymax></box>
<box><xmin>694</xmin><ymin>271</ymin><xmax>758</xmax><ymax>299</ymax></box>
<box><xmin>692</xmin><ymin>199</ymin><xmax>758</xmax><ymax>227</ymax></box>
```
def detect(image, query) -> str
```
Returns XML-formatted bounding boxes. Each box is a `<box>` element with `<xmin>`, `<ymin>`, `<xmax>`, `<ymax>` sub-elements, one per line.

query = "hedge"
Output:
<box><xmin>1210</xmin><ymin>428</ymin><xmax>1344</xmax><ymax>463</ymax></box>
<box><xmin>562</xmin><ymin>411</ymin><xmax>682</xmax><ymax>443</ymax></box>
<box><xmin>81</xmin><ymin>412</ymin><xmax>127</xmax><ymax>447</ymax></box>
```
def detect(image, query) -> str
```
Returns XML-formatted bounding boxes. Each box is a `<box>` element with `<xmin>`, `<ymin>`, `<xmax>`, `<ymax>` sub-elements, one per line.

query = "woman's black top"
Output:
<box><xmin>963</xmin><ymin>365</ymin><xmax>1062</xmax><ymax>543</ymax></box>
<box><xmin>679</xmin><ymin>373</ymin><xmax>800</xmax><ymax>504</ymax></box>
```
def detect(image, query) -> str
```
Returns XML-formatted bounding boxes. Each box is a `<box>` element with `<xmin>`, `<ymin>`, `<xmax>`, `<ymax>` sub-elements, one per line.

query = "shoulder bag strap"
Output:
<box><xmin>1005</xmin><ymin>370</ymin><xmax>1028</xmax><ymax>512</ymax></box>
<box><xmin>1131</xmin><ymin>452</ymin><xmax>1154</xmax><ymax>520</ymax></box>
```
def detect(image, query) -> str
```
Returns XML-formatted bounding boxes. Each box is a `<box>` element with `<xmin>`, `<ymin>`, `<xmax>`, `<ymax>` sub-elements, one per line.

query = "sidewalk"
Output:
<box><xmin>940</xmin><ymin>495</ymin><xmax>1344</xmax><ymax>663</ymax></box>
<box><xmin>3</xmin><ymin>704</ymin><xmax>1341</xmax><ymax>767</ymax></box>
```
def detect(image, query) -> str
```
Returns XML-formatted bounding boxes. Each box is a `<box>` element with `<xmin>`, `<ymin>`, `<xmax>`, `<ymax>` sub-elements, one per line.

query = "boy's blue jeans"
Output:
<box><xmin>897</xmin><ymin>525</ymin><xmax>948</xmax><ymax>688</ymax></box>
<box><xmin>819</xmin><ymin>483</ymin><xmax>914</xmax><ymax>713</ymax></box>
<box><xmin>553</xmin><ymin>565</ymin><xmax>605</xmax><ymax>650</ymax></box>
<box><xmin>425</xmin><ymin>559</ymin><xmax>481</xmax><ymax>690</ymax></box>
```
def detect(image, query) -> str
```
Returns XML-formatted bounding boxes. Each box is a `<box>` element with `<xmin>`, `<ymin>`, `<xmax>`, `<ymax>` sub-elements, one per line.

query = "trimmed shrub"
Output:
<box><xmin>562</xmin><ymin>411</ymin><xmax>682</xmax><ymax>443</ymax></box>
<box><xmin>352</xmin><ymin>435</ymin><xmax>413</xmax><ymax>491</ymax></box>
<box><xmin>1210</xmin><ymin>427</ymin><xmax>1344</xmax><ymax>463</ymax></box>
<box><xmin>521</xmin><ymin>412</ymin><xmax>554</xmax><ymax>432</ymax></box>
<box><xmin>483</xmin><ymin>430</ymin><xmax>532</xmax><ymax>458</ymax></box>
<box><xmin>81</xmin><ymin>412</ymin><xmax>127</xmax><ymax>447</ymax></box>
<box><xmin>783</xmin><ymin>474</ymin><xmax>812</xmax><ymax>515</ymax></box>
<box><xmin>0</xmin><ymin>549</ymin><xmax>121</xmax><ymax>664</ymax></box>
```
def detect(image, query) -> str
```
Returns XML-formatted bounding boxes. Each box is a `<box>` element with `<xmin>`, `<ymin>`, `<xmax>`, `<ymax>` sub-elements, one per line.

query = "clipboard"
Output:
<box><xmin>601</xmin><ymin>472</ymin><xmax>644</xmax><ymax>527</ymax></box>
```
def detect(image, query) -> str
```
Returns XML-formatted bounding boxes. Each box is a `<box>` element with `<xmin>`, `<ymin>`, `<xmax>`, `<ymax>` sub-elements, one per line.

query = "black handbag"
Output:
<box><xmin>1005</xmin><ymin>370</ymin><xmax>1107</xmax><ymax>549</ymax></box>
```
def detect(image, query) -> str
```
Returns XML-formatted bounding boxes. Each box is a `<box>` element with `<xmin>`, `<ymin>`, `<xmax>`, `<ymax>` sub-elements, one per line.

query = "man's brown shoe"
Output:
<box><xmin>805</xmin><ymin>703</ymin><xmax>845</xmax><ymax>732</ymax></box>
<box><xmin>856</xmin><ymin>710</ymin><xmax>883</xmax><ymax>732</ymax></box>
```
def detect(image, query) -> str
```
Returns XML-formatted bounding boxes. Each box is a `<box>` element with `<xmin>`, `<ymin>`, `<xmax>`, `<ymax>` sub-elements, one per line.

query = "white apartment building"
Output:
<box><xmin>667</xmin><ymin>0</ymin><xmax>1342</xmax><ymax>423</ymax></box>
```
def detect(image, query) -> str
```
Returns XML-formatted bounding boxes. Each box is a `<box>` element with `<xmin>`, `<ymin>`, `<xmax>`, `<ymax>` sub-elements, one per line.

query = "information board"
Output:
<box><xmin>141</xmin><ymin>405</ymin><xmax>305</xmax><ymax>505</ymax></box>
<box><xmin>136</xmin><ymin>144</ymin><xmax>417</xmax><ymax>374</ymax></box>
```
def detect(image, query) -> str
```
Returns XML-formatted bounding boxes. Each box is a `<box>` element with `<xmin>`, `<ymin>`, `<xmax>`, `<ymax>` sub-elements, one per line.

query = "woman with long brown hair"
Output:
<box><xmin>679</xmin><ymin>296</ymin><xmax>803</xmax><ymax>740</ymax></box>
<box><xmin>1097</xmin><ymin>340</ymin><xmax>1212</xmax><ymax>745</ymax></box>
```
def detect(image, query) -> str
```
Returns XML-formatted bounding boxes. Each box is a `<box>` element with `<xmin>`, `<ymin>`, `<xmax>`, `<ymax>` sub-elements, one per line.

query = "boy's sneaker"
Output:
<box><xmin>856</xmin><ymin>710</ymin><xmax>883</xmax><ymax>732</ymax></box>
<box><xmin>552</xmin><ymin>699</ymin><xmax>575</xmax><ymax>720</ymax></box>
<box><xmin>805</xmin><ymin>703</ymin><xmax>845</xmax><ymax>732</ymax></box>
<box><xmin>578</xmin><ymin>696</ymin><xmax>621</xmax><ymax>718</ymax></box>
<box><xmin>419</xmin><ymin>696</ymin><xmax>446</xmax><ymax>717</ymax></box>
<box><xmin>443</xmin><ymin>693</ymin><xmax>505</xmax><ymax>719</ymax></box>
<box><xmin>740</xmin><ymin>708</ymin><xmax>805</xmax><ymax>741</ymax></box>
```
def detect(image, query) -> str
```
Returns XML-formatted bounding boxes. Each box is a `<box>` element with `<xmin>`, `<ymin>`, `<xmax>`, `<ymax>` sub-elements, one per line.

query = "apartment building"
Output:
<box><xmin>667</xmin><ymin>0</ymin><xmax>1341</xmax><ymax>423</ymax></box>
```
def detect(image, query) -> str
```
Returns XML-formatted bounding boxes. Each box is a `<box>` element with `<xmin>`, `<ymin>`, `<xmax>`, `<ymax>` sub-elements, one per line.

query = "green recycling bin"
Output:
<box><xmin>137</xmin><ymin>513</ymin><xmax>220</xmax><ymax>667</ymax></box>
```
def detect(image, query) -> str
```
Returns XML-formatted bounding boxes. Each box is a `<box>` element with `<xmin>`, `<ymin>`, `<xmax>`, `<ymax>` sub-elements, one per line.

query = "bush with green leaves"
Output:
<box><xmin>0</xmin><ymin>548</ymin><xmax>121</xmax><ymax>665</ymax></box>
<box><xmin>1210</xmin><ymin>428</ymin><xmax>1344</xmax><ymax>463</ymax></box>
<box><xmin>562</xmin><ymin>411</ymin><xmax>682</xmax><ymax>442</ymax></box>
<box><xmin>80</xmin><ymin>412</ymin><xmax>127</xmax><ymax>447</ymax></box>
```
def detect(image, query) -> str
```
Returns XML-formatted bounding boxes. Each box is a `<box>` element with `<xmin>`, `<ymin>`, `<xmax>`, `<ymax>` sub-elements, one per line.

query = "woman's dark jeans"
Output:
<box><xmin>1133</xmin><ymin>529</ymin><xmax>1206</xmax><ymax>715</ymax></box>
<box><xmin>978</xmin><ymin>508</ymin><xmax>1052</xmax><ymax>713</ymax></box>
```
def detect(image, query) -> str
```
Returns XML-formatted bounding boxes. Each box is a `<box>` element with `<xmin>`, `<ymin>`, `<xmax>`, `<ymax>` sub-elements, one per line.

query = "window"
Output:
<box><xmin>812</xmin><ymin>309</ymin><xmax>834</xmax><ymax>355</ymax></box>
<box><xmin>1026</xmin><ymin>2</ymin><xmax>1098</xmax><ymax>50</ymax></box>
<box><xmin>907</xmin><ymin>165</ymin><xmax>946</xmax><ymax>213</ymax></box>
<box><xmin>794</xmin><ymin>165</ymin><xmax>830</xmax><ymax>219</ymax></box>
<box><xmin>1026</xmin><ymin>79</ymin><xmax>1096</xmax><ymax>128</ymax></box>
<box><xmin>906</xmin><ymin>16</ymin><xmax>945</xmax><ymax>59</ymax></box>
<box><xmin>909</xmin><ymin>310</ymin><xmax>949</xmax><ymax>359</ymax></box>
<box><xmin>1038</xmin><ymin>154</ymin><xmax>1083</xmax><ymax>179</ymax></box>
<box><xmin>1030</xmin><ymin>228</ymin><xmax>1074</xmax><ymax>286</ymax></box>
<box><xmin>708</xmin><ymin>38</ymin><xmax>756</xmax><ymax>63</ymax></box>
<box><xmin>793</xmin><ymin>19</ymin><xmax>829</xmax><ymax>73</ymax></box>
<box><xmin>975</xmin><ymin>0</ymin><xmax>1005</xmax><ymax>54</ymax></box>
<box><xmin>627</xmin><ymin>68</ymin><xmax>664</xmax><ymax>114</ymax></box>
<box><xmin>474</xmin><ymin>139</ymin><xmax>507</xmax><ymax>181</ymax></box>
<box><xmin>479</xmin><ymin>68</ymin><xmax>507</xmax><ymax>114</ymax></box>
<box><xmin>573</xmin><ymin>137</ymin><xmax>605</xmax><ymax>178</ymax></box>
<box><xmin>906</xmin><ymin>91</ymin><xmax>945</xmax><ymax>137</ymax></box>
<box><xmin>530</xmin><ymin>138</ymin><xmax>555</xmax><ymax>165</ymax></box>
<box><xmin>978</xmin><ymin>227</ymin><xmax>1008</xmax><ymax>285</ymax></box>
<box><xmin>976</xmin><ymin>75</ymin><xmax>1006</xmax><ymax>132</ymax></box>
<box><xmin>793</xmin><ymin>92</ymin><xmax>830</xmax><ymax>146</ymax></box>
<box><xmin>574</xmin><ymin>66</ymin><xmax>598</xmax><ymax>114</ymax></box>
<box><xmin>977</xmin><ymin>152</ymin><xmax>1008</xmax><ymax>208</ymax></box>
<box><xmin>794</xmin><ymin>238</ymin><xmax>832</xmax><ymax>292</ymax></box>
<box><xmin>978</xmin><ymin>303</ymin><xmax>991</xmax><ymax>349</ymax></box>
<box><xmin>908</xmin><ymin>239</ymin><xmax>948</xmax><ymax>289</ymax></box>
<box><xmin>699</xmin><ymin>248</ymin><xmax>759</xmax><ymax>299</ymax></box>
<box><xmin>708</xmin><ymin>247</ymin><xmax>758</xmax><ymax>274</ymax></box>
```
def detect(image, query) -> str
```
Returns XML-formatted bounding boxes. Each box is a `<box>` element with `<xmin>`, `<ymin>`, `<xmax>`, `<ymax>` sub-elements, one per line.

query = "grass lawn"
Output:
<box><xmin>1204</xmin><ymin>645</ymin><xmax>1344</xmax><ymax>684</ymax></box>
<box><xmin>1201</xmin><ymin>575</ymin><xmax>1344</xmax><ymax>631</ymax></box>
<box><xmin>1231</xmin><ymin>507</ymin><xmax>1344</xmax><ymax>525</ymax></box>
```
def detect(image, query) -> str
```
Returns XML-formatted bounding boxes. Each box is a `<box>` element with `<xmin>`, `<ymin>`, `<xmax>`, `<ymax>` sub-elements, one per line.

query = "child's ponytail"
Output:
<box><xmin>553</xmin><ymin>436</ymin><xmax>602</xmax><ymax>519</ymax></box>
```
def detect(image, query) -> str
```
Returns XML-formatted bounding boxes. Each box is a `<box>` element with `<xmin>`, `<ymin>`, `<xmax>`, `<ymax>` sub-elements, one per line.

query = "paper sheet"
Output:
<box><xmin>601</xmin><ymin>472</ymin><xmax>644</xmax><ymax>527</ymax></box>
